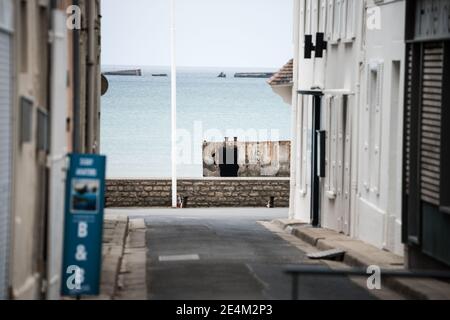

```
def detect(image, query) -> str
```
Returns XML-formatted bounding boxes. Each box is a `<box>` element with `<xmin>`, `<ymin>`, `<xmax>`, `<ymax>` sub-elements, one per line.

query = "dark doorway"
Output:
<box><xmin>219</xmin><ymin>139</ymin><xmax>239</xmax><ymax>177</ymax></box>
<box><xmin>298</xmin><ymin>90</ymin><xmax>323</xmax><ymax>227</ymax></box>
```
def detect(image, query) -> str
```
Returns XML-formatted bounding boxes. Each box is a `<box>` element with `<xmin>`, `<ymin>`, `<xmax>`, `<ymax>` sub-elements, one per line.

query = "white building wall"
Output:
<box><xmin>356</xmin><ymin>0</ymin><xmax>405</xmax><ymax>255</ymax></box>
<box><xmin>290</xmin><ymin>0</ymin><xmax>405</xmax><ymax>256</ymax></box>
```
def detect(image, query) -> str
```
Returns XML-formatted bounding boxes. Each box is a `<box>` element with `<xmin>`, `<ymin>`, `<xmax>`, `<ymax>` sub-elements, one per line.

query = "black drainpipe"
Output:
<box><xmin>73</xmin><ymin>0</ymin><xmax>81</xmax><ymax>153</ymax></box>
<box><xmin>298</xmin><ymin>90</ymin><xmax>323</xmax><ymax>227</ymax></box>
<box><xmin>41</xmin><ymin>0</ymin><xmax>58</xmax><ymax>300</ymax></box>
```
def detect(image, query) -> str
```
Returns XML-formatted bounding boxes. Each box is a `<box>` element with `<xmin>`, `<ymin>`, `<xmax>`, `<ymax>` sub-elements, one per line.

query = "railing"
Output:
<box><xmin>285</xmin><ymin>265</ymin><xmax>450</xmax><ymax>300</ymax></box>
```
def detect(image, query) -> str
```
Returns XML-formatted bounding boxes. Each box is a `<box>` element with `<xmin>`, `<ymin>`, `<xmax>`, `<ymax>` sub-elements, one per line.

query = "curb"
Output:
<box><xmin>111</xmin><ymin>216</ymin><xmax>130</xmax><ymax>299</ymax></box>
<box><xmin>114</xmin><ymin>218</ymin><xmax>148</xmax><ymax>300</ymax></box>
<box><xmin>273</xmin><ymin>219</ymin><xmax>450</xmax><ymax>300</ymax></box>
<box><xmin>78</xmin><ymin>215</ymin><xmax>129</xmax><ymax>300</ymax></box>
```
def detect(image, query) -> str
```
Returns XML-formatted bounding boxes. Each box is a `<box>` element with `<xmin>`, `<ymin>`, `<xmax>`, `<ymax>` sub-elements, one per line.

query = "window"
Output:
<box><xmin>37</xmin><ymin>109</ymin><xmax>49</xmax><ymax>152</ymax></box>
<box><xmin>0</xmin><ymin>0</ymin><xmax>14</xmax><ymax>32</ymax></box>
<box><xmin>39</xmin><ymin>7</ymin><xmax>49</xmax><ymax>107</ymax></box>
<box><xmin>20</xmin><ymin>0</ymin><xmax>28</xmax><ymax>72</ymax></box>
<box><xmin>20</xmin><ymin>97</ymin><xmax>33</xmax><ymax>144</ymax></box>
<box><xmin>327</xmin><ymin>0</ymin><xmax>356</xmax><ymax>42</ymax></box>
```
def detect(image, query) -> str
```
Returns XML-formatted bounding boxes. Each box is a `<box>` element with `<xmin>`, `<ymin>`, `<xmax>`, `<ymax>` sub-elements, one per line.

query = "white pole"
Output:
<box><xmin>170</xmin><ymin>0</ymin><xmax>178</xmax><ymax>208</ymax></box>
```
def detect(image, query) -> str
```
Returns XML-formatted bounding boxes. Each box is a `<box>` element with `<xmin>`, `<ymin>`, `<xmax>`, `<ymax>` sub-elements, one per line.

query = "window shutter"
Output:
<box><xmin>320</xmin><ymin>0</ymin><xmax>327</xmax><ymax>33</ymax></box>
<box><xmin>300</xmin><ymin>0</ymin><xmax>305</xmax><ymax>44</ymax></box>
<box><xmin>325</xmin><ymin>95</ymin><xmax>332</xmax><ymax>191</ymax></box>
<box><xmin>327</xmin><ymin>0</ymin><xmax>334</xmax><ymax>40</ymax></box>
<box><xmin>305</xmin><ymin>0</ymin><xmax>312</xmax><ymax>35</ymax></box>
<box><xmin>372</xmin><ymin>62</ymin><xmax>384</xmax><ymax>195</ymax></box>
<box><xmin>331</xmin><ymin>96</ymin><xmax>339</xmax><ymax>194</ymax></box>
<box><xmin>333</xmin><ymin>0</ymin><xmax>342</xmax><ymax>41</ymax></box>
<box><xmin>346</xmin><ymin>0</ymin><xmax>356</xmax><ymax>40</ymax></box>
<box><xmin>364</xmin><ymin>61</ymin><xmax>383</xmax><ymax>195</ymax></box>
<box><xmin>301</xmin><ymin>95</ymin><xmax>310</xmax><ymax>194</ymax></box>
<box><xmin>336</xmin><ymin>95</ymin><xmax>345</xmax><ymax>197</ymax></box>
<box><xmin>341</xmin><ymin>0</ymin><xmax>348</xmax><ymax>40</ymax></box>
<box><xmin>363</xmin><ymin>65</ymin><xmax>371</xmax><ymax>192</ymax></box>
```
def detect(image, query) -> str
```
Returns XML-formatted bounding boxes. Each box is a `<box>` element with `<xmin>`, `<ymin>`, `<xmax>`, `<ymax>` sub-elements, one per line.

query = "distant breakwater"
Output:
<box><xmin>104</xmin><ymin>69</ymin><xmax>142</xmax><ymax>76</ymax></box>
<box><xmin>234</xmin><ymin>72</ymin><xmax>274</xmax><ymax>79</ymax></box>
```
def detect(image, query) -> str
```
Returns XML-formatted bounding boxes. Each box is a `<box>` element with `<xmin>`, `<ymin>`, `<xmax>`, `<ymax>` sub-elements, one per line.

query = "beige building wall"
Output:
<box><xmin>74</xmin><ymin>0</ymin><xmax>102</xmax><ymax>154</ymax></box>
<box><xmin>11</xmin><ymin>0</ymin><xmax>52</xmax><ymax>299</ymax></box>
<box><xmin>9</xmin><ymin>0</ymin><xmax>102</xmax><ymax>299</ymax></box>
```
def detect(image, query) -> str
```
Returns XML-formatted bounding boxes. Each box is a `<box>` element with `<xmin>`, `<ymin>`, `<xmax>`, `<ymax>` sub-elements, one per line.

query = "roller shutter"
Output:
<box><xmin>404</xmin><ymin>42</ymin><xmax>444</xmax><ymax>207</ymax></box>
<box><xmin>0</xmin><ymin>30</ymin><xmax>12</xmax><ymax>300</ymax></box>
<box><xmin>420</xmin><ymin>43</ymin><xmax>443</xmax><ymax>206</ymax></box>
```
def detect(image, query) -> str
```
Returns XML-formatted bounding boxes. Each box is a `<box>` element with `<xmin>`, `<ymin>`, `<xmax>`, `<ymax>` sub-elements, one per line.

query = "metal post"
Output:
<box><xmin>311</xmin><ymin>94</ymin><xmax>322</xmax><ymax>227</ymax></box>
<box><xmin>170</xmin><ymin>0</ymin><xmax>177</xmax><ymax>208</ymax></box>
<box><xmin>291</xmin><ymin>274</ymin><xmax>299</xmax><ymax>301</ymax></box>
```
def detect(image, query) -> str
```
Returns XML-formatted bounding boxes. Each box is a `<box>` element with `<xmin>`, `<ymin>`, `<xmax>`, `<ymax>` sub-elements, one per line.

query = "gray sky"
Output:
<box><xmin>101</xmin><ymin>0</ymin><xmax>293</xmax><ymax>68</ymax></box>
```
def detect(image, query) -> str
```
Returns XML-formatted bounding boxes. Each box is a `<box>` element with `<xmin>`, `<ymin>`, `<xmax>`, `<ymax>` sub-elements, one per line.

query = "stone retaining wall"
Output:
<box><xmin>106</xmin><ymin>178</ymin><xmax>290</xmax><ymax>208</ymax></box>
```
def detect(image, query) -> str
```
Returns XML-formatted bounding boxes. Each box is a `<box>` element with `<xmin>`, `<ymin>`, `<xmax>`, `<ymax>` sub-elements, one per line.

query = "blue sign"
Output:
<box><xmin>61</xmin><ymin>154</ymin><xmax>106</xmax><ymax>296</ymax></box>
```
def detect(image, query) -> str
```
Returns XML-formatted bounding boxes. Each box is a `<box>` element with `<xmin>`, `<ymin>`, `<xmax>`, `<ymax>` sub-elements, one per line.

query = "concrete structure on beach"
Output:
<box><xmin>202</xmin><ymin>140</ymin><xmax>291</xmax><ymax>178</ymax></box>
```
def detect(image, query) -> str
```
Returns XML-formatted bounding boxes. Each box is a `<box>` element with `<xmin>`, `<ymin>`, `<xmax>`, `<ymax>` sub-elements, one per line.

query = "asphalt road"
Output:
<box><xmin>138</xmin><ymin>208</ymin><xmax>379</xmax><ymax>300</ymax></box>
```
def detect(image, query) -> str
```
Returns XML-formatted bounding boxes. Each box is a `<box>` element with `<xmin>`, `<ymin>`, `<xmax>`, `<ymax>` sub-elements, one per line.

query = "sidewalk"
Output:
<box><xmin>82</xmin><ymin>215</ymin><xmax>147</xmax><ymax>300</ymax></box>
<box><xmin>273</xmin><ymin>219</ymin><xmax>450</xmax><ymax>300</ymax></box>
<box><xmin>99</xmin><ymin>215</ymin><xmax>129</xmax><ymax>299</ymax></box>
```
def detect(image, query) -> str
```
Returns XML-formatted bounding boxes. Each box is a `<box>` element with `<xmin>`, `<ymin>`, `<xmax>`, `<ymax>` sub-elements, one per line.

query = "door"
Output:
<box><xmin>0</xmin><ymin>25</ymin><xmax>13</xmax><ymax>299</ymax></box>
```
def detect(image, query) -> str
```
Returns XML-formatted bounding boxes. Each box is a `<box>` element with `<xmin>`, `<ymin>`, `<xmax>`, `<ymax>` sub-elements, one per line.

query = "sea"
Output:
<box><xmin>101</xmin><ymin>66</ymin><xmax>292</xmax><ymax>178</ymax></box>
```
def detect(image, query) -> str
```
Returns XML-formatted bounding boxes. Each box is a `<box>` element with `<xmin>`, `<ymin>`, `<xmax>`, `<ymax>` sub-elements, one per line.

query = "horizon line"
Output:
<box><xmin>101</xmin><ymin>64</ymin><xmax>282</xmax><ymax>70</ymax></box>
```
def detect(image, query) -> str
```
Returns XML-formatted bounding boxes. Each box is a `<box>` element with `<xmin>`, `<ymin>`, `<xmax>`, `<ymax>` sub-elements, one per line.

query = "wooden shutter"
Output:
<box><xmin>420</xmin><ymin>43</ymin><xmax>443</xmax><ymax>206</ymax></box>
<box><xmin>326</xmin><ymin>0</ymin><xmax>334</xmax><ymax>40</ymax></box>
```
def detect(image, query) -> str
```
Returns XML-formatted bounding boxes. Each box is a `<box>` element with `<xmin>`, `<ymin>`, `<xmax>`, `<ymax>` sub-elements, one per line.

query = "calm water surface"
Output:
<box><xmin>101</xmin><ymin>67</ymin><xmax>291</xmax><ymax>178</ymax></box>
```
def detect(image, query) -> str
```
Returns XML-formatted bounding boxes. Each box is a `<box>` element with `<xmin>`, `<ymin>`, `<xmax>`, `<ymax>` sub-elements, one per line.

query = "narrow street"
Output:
<box><xmin>112</xmin><ymin>208</ymin><xmax>387</xmax><ymax>300</ymax></box>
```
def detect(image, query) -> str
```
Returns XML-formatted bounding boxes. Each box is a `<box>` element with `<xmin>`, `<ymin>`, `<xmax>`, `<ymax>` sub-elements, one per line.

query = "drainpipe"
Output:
<box><xmin>87</xmin><ymin>0</ymin><xmax>96</xmax><ymax>153</ymax></box>
<box><xmin>289</xmin><ymin>0</ymin><xmax>300</xmax><ymax>220</ymax></box>
<box><xmin>40</xmin><ymin>0</ymin><xmax>58</xmax><ymax>300</ymax></box>
<box><xmin>73</xmin><ymin>0</ymin><xmax>81</xmax><ymax>152</ymax></box>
